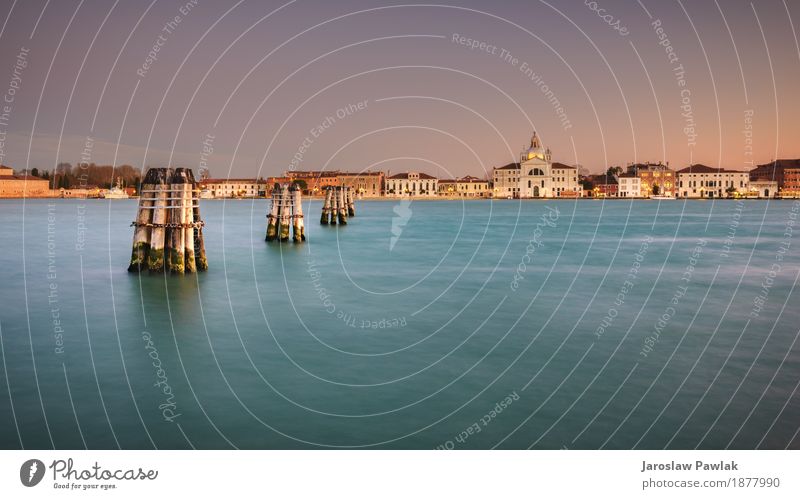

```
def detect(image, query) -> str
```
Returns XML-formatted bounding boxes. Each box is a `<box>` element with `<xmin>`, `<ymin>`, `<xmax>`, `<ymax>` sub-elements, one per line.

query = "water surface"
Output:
<box><xmin>0</xmin><ymin>198</ymin><xmax>798</xmax><ymax>449</ymax></box>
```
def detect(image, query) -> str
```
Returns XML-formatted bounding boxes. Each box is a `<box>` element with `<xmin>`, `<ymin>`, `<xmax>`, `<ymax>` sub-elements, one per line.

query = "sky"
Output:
<box><xmin>0</xmin><ymin>0</ymin><xmax>798</xmax><ymax>178</ymax></box>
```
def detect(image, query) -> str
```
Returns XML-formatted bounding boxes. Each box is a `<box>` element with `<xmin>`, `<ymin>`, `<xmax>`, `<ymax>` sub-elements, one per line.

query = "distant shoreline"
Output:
<box><xmin>2</xmin><ymin>196</ymin><xmax>797</xmax><ymax>201</ymax></box>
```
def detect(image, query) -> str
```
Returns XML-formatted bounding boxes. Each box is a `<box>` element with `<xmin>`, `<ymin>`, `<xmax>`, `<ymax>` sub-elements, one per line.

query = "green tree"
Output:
<box><xmin>30</xmin><ymin>167</ymin><xmax>39</xmax><ymax>177</ymax></box>
<box><xmin>293</xmin><ymin>179</ymin><xmax>308</xmax><ymax>191</ymax></box>
<box><xmin>652</xmin><ymin>184</ymin><xmax>660</xmax><ymax>196</ymax></box>
<box><xmin>606</xmin><ymin>166</ymin><xmax>623</xmax><ymax>177</ymax></box>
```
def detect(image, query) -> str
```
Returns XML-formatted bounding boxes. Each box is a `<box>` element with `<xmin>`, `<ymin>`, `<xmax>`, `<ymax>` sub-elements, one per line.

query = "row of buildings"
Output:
<box><xmin>199</xmin><ymin>170</ymin><xmax>386</xmax><ymax>198</ymax></box>
<box><xmin>201</xmin><ymin>170</ymin><xmax>494</xmax><ymax>199</ymax></box>
<box><xmin>583</xmin><ymin>162</ymin><xmax>792</xmax><ymax>199</ymax></box>
<box><xmin>220</xmin><ymin>133</ymin><xmax>792</xmax><ymax>200</ymax></box>
<box><xmin>490</xmin><ymin>133</ymin><xmax>800</xmax><ymax>199</ymax></box>
<box><xmin>4</xmin><ymin>135</ymin><xmax>800</xmax><ymax>198</ymax></box>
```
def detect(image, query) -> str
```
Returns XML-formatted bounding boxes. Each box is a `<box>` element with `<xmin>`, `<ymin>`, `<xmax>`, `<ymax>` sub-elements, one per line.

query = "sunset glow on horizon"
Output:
<box><xmin>0</xmin><ymin>0</ymin><xmax>798</xmax><ymax>178</ymax></box>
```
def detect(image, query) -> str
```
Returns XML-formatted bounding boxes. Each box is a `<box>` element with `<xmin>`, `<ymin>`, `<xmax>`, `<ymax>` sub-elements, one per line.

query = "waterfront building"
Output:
<box><xmin>782</xmin><ymin>167</ymin><xmax>800</xmax><ymax>197</ymax></box>
<box><xmin>627</xmin><ymin>162</ymin><xmax>676</xmax><ymax>197</ymax></box>
<box><xmin>337</xmin><ymin>171</ymin><xmax>384</xmax><ymax>197</ymax></box>
<box><xmin>385</xmin><ymin>172</ymin><xmax>438</xmax><ymax>197</ymax></box>
<box><xmin>615</xmin><ymin>173</ymin><xmax>641</xmax><ymax>197</ymax></box>
<box><xmin>0</xmin><ymin>166</ymin><xmax>51</xmax><ymax>197</ymax></box>
<box><xmin>749</xmin><ymin>159</ymin><xmax>800</xmax><ymax>192</ymax></box>
<box><xmin>456</xmin><ymin>175</ymin><xmax>490</xmax><ymax>197</ymax></box>
<box><xmin>438</xmin><ymin>179</ymin><xmax>456</xmax><ymax>196</ymax></box>
<box><xmin>490</xmin><ymin>132</ymin><xmax>580</xmax><ymax>198</ymax></box>
<box><xmin>439</xmin><ymin>175</ymin><xmax>491</xmax><ymax>197</ymax></box>
<box><xmin>747</xmin><ymin>180</ymin><xmax>778</xmax><ymax>198</ymax></box>
<box><xmin>60</xmin><ymin>185</ymin><xmax>102</xmax><ymax>198</ymax></box>
<box><xmin>520</xmin><ymin>132</ymin><xmax>554</xmax><ymax>198</ymax></box>
<box><xmin>285</xmin><ymin>170</ymin><xmax>340</xmax><ymax>194</ymax></box>
<box><xmin>551</xmin><ymin>163</ymin><xmax>581</xmax><ymax>197</ymax></box>
<box><xmin>676</xmin><ymin>164</ymin><xmax>749</xmax><ymax>198</ymax></box>
<box><xmin>492</xmin><ymin>162</ymin><xmax>521</xmax><ymax>198</ymax></box>
<box><xmin>584</xmin><ymin>174</ymin><xmax>618</xmax><ymax>198</ymax></box>
<box><xmin>199</xmin><ymin>178</ymin><xmax>268</xmax><ymax>198</ymax></box>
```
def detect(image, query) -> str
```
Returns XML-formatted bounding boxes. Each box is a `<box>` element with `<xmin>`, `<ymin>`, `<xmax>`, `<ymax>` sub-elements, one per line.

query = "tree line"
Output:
<box><xmin>34</xmin><ymin>163</ymin><xmax>143</xmax><ymax>190</ymax></box>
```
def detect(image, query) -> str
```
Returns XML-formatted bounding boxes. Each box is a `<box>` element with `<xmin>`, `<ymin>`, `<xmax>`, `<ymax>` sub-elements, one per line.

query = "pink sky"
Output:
<box><xmin>0</xmin><ymin>0</ymin><xmax>798</xmax><ymax>178</ymax></box>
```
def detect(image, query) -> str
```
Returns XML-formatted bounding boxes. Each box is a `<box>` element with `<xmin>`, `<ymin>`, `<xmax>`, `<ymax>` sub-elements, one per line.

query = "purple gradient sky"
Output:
<box><xmin>0</xmin><ymin>0</ymin><xmax>798</xmax><ymax>178</ymax></box>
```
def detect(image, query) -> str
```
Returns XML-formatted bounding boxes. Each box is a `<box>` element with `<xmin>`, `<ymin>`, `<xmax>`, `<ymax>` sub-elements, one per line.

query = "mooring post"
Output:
<box><xmin>147</xmin><ymin>168</ymin><xmax>171</xmax><ymax>272</ymax></box>
<box><xmin>279</xmin><ymin>184</ymin><xmax>291</xmax><ymax>241</ymax></box>
<box><xmin>129</xmin><ymin>167</ymin><xmax>205</xmax><ymax>273</ymax></box>
<box><xmin>328</xmin><ymin>187</ymin><xmax>337</xmax><ymax>225</ymax></box>
<box><xmin>346</xmin><ymin>186</ymin><xmax>355</xmax><ymax>217</ymax></box>
<box><xmin>192</xmin><ymin>180</ymin><xmax>208</xmax><ymax>271</ymax></box>
<box><xmin>337</xmin><ymin>186</ymin><xmax>347</xmax><ymax>225</ymax></box>
<box><xmin>266</xmin><ymin>183</ymin><xmax>280</xmax><ymax>241</ymax></box>
<box><xmin>167</xmin><ymin>169</ymin><xmax>188</xmax><ymax>274</ymax></box>
<box><xmin>127</xmin><ymin>169</ymin><xmax>157</xmax><ymax>272</ymax></box>
<box><xmin>183</xmin><ymin>169</ymin><xmax>197</xmax><ymax>273</ymax></box>
<box><xmin>291</xmin><ymin>183</ymin><xmax>306</xmax><ymax>242</ymax></box>
<box><xmin>320</xmin><ymin>187</ymin><xmax>330</xmax><ymax>225</ymax></box>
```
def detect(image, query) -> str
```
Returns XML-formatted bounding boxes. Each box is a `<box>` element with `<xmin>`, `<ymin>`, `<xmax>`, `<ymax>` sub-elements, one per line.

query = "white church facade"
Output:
<box><xmin>495</xmin><ymin>132</ymin><xmax>580</xmax><ymax>198</ymax></box>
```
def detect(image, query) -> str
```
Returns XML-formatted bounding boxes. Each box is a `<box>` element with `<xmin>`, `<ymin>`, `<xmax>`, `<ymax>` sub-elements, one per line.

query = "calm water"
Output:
<box><xmin>0</xmin><ymin>198</ymin><xmax>798</xmax><ymax>449</ymax></box>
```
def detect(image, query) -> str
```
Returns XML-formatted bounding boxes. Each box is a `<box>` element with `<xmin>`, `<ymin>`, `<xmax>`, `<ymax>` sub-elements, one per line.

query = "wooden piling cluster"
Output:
<box><xmin>266</xmin><ymin>183</ymin><xmax>305</xmax><ymax>242</ymax></box>
<box><xmin>127</xmin><ymin>167</ymin><xmax>207</xmax><ymax>273</ymax></box>
<box><xmin>320</xmin><ymin>186</ymin><xmax>355</xmax><ymax>225</ymax></box>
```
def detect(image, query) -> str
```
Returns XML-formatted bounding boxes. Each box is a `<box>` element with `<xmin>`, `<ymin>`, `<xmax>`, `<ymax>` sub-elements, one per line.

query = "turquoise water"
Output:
<box><xmin>0</xmin><ymin>198</ymin><xmax>798</xmax><ymax>449</ymax></box>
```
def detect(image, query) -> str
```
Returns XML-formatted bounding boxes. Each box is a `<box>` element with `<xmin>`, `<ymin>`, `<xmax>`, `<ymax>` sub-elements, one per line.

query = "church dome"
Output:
<box><xmin>522</xmin><ymin>131</ymin><xmax>550</xmax><ymax>162</ymax></box>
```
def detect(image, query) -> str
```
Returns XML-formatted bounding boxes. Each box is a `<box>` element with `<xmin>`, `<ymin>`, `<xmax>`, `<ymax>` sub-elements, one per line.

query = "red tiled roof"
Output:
<box><xmin>287</xmin><ymin>170</ymin><xmax>341</xmax><ymax>177</ymax></box>
<box><xmin>388</xmin><ymin>172</ymin><xmax>437</xmax><ymax>180</ymax></box>
<box><xmin>0</xmin><ymin>175</ymin><xmax>48</xmax><ymax>181</ymax></box>
<box><xmin>337</xmin><ymin>171</ymin><xmax>384</xmax><ymax>177</ymax></box>
<box><xmin>201</xmin><ymin>178</ymin><xmax>263</xmax><ymax>183</ymax></box>
<box><xmin>676</xmin><ymin>164</ymin><xmax>746</xmax><ymax>174</ymax></box>
<box><xmin>628</xmin><ymin>162</ymin><xmax>669</xmax><ymax>170</ymax></box>
<box><xmin>495</xmin><ymin>162</ymin><xmax>521</xmax><ymax>170</ymax></box>
<box><xmin>588</xmin><ymin>174</ymin><xmax>618</xmax><ymax>185</ymax></box>
<box><xmin>754</xmin><ymin>159</ymin><xmax>800</xmax><ymax>170</ymax></box>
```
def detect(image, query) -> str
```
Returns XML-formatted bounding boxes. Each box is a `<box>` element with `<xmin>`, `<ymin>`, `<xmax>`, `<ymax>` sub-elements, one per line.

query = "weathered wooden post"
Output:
<box><xmin>127</xmin><ymin>169</ymin><xmax>157</xmax><ymax>272</ymax></box>
<box><xmin>320</xmin><ymin>187</ymin><xmax>331</xmax><ymax>225</ymax></box>
<box><xmin>183</xmin><ymin>169</ymin><xmax>197</xmax><ymax>273</ymax></box>
<box><xmin>279</xmin><ymin>184</ymin><xmax>291</xmax><ymax>241</ymax></box>
<box><xmin>337</xmin><ymin>186</ymin><xmax>347</xmax><ymax>225</ymax></box>
<box><xmin>346</xmin><ymin>186</ymin><xmax>355</xmax><ymax>217</ymax></box>
<box><xmin>128</xmin><ymin>167</ymin><xmax>206</xmax><ymax>274</ymax></box>
<box><xmin>291</xmin><ymin>183</ymin><xmax>306</xmax><ymax>242</ymax></box>
<box><xmin>266</xmin><ymin>183</ymin><xmax>280</xmax><ymax>241</ymax></box>
<box><xmin>147</xmin><ymin>168</ymin><xmax>171</xmax><ymax>272</ymax></box>
<box><xmin>328</xmin><ymin>187</ymin><xmax>337</xmax><ymax>225</ymax></box>
<box><xmin>167</xmin><ymin>169</ymin><xmax>190</xmax><ymax>273</ymax></box>
<box><xmin>192</xmin><ymin>179</ymin><xmax>208</xmax><ymax>271</ymax></box>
